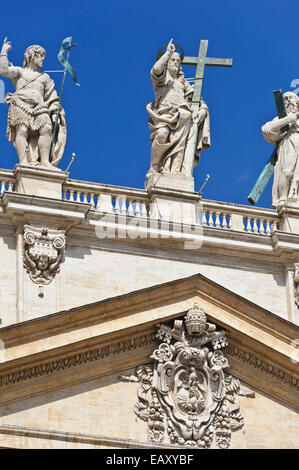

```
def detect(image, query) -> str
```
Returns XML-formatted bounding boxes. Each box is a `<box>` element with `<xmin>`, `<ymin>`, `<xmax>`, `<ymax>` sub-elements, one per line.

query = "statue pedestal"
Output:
<box><xmin>13</xmin><ymin>165</ymin><xmax>68</xmax><ymax>199</ymax></box>
<box><xmin>278</xmin><ymin>204</ymin><xmax>299</xmax><ymax>233</ymax></box>
<box><xmin>145</xmin><ymin>172</ymin><xmax>195</xmax><ymax>193</ymax></box>
<box><xmin>147</xmin><ymin>186</ymin><xmax>201</xmax><ymax>225</ymax></box>
<box><xmin>145</xmin><ymin>172</ymin><xmax>199</xmax><ymax>225</ymax></box>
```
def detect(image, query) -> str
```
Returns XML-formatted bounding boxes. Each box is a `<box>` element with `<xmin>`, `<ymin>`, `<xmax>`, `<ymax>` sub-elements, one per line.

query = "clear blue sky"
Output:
<box><xmin>0</xmin><ymin>0</ymin><xmax>298</xmax><ymax>208</ymax></box>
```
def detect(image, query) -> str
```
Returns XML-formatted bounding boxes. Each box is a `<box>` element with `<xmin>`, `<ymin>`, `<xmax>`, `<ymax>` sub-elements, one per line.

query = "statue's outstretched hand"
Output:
<box><xmin>1</xmin><ymin>37</ymin><xmax>12</xmax><ymax>55</ymax></box>
<box><xmin>166</xmin><ymin>38</ymin><xmax>176</xmax><ymax>54</ymax></box>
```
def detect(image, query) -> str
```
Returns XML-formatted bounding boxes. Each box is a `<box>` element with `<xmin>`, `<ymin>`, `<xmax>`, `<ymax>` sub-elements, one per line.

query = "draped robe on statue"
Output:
<box><xmin>3</xmin><ymin>66</ymin><xmax>66</xmax><ymax>167</ymax></box>
<box><xmin>146</xmin><ymin>66</ymin><xmax>210</xmax><ymax>176</ymax></box>
<box><xmin>262</xmin><ymin>117</ymin><xmax>299</xmax><ymax>206</ymax></box>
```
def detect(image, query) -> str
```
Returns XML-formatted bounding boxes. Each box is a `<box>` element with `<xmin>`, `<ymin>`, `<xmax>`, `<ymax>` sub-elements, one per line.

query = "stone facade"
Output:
<box><xmin>0</xmin><ymin>164</ymin><xmax>298</xmax><ymax>449</ymax></box>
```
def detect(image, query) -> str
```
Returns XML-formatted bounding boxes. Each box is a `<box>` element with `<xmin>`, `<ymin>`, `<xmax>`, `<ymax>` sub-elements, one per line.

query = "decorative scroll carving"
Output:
<box><xmin>23</xmin><ymin>225</ymin><xmax>65</xmax><ymax>286</ymax></box>
<box><xmin>121</xmin><ymin>304</ymin><xmax>255</xmax><ymax>448</ymax></box>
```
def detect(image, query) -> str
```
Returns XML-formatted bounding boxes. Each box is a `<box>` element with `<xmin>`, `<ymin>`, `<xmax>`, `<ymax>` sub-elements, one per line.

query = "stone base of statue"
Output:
<box><xmin>276</xmin><ymin>203</ymin><xmax>299</xmax><ymax>233</ymax></box>
<box><xmin>145</xmin><ymin>172</ymin><xmax>199</xmax><ymax>225</ymax></box>
<box><xmin>145</xmin><ymin>171</ymin><xmax>195</xmax><ymax>193</ymax></box>
<box><xmin>13</xmin><ymin>164</ymin><xmax>68</xmax><ymax>199</ymax></box>
<box><xmin>147</xmin><ymin>187</ymin><xmax>200</xmax><ymax>225</ymax></box>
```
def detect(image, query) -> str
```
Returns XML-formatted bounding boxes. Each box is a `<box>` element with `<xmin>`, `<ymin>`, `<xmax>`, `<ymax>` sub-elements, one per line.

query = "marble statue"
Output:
<box><xmin>146</xmin><ymin>39</ymin><xmax>210</xmax><ymax>180</ymax></box>
<box><xmin>0</xmin><ymin>37</ymin><xmax>66</xmax><ymax>168</ymax></box>
<box><xmin>262</xmin><ymin>91</ymin><xmax>299</xmax><ymax>207</ymax></box>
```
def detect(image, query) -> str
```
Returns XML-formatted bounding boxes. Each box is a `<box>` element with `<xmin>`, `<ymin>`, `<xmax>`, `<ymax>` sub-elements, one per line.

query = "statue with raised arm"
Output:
<box><xmin>262</xmin><ymin>91</ymin><xmax>299</xmax><ymax>207</ymax></box>
<box><xmin>0</xmin><ymin>37</ymin><xmax>66</xmax><ymax>168</ymax></box>
<box><xmin>146</xmin><ymin>39</ymin><xmax>210</xmax><ymax>182</ymax></box>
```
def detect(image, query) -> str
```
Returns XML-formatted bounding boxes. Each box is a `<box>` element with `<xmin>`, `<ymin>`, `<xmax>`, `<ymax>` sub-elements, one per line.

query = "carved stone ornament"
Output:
<box><xmin>121</xmin><ymin>303</ymin><xmax>255</xmax><ymax>448</ymax></box>
<box><xmin>23</xmin><ymin>225</ymin><xmax>65</xmax><ymax>285</ymax></box>
<box><xmin>294</xmin><ymin>263</ymin><xmax>299</xmax><ymax>308</ymax></box>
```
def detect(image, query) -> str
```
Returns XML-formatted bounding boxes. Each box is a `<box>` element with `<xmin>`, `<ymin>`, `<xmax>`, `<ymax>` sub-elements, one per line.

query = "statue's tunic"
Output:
<box><xmin>262</xmin><ymin>117</ymin><xmax>299</xmax><ymax>205</ymax></box>
<box><xmin>2</xmin><ymin>65</ymin><xmax>66</xmax><ymax>166</ymax></box>
<box><xmin>146</xmin><ymin>66</ymin><xmax>210</xmax><ymax>174</ymax></box>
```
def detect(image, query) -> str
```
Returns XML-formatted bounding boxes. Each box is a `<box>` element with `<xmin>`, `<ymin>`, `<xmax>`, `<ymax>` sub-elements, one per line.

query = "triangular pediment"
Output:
<box><xmin>0</xmin><ymin>272</ymin><xmax>297</xmax><ymax>409</ymax></box>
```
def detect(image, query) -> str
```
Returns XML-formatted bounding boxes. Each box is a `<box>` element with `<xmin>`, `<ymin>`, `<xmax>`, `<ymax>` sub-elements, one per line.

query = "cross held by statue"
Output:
<box><xmin>182</xmin><ymin>40</ymin><xmax>233</xmax><ymax>104</ymax></box>
<box><xmin>182</xmin><ymin>40</ymin><xmax>233</xmax><ymax>175</ymax></box>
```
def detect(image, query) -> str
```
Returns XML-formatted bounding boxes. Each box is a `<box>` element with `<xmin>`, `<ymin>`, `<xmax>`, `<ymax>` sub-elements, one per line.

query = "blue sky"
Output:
<box><xmin>0</xmin><ymin>0</ymin><xmax>298</xmax><ymax>208</ymax></box>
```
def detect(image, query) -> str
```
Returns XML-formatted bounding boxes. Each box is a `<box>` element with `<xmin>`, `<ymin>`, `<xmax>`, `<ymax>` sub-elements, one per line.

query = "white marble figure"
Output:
<box><xmin>262</xmin><ymin>91</ymin><xmax>299</xmax><ymax>207</ymax></box>
<box><xmin>0</xmin><ymin>37</ymin><xmax>66</xmax><ymax>168</ymax></box>
<box><xmin>146</xmin><ymin>39</ymin><xmax>210</xmax><ymax>179</ymax></box>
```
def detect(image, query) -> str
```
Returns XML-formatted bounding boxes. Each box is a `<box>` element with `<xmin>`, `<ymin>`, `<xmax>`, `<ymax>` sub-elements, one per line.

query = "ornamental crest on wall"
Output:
<box><xmin>23</xmin><ymin>225</ymin><xmax>65</xmax><ymax>286</ymax></box>
<box><xmin>121</xmin><ymin>304</ymin><xmax>255</xmax><ymax>448</ymax></box>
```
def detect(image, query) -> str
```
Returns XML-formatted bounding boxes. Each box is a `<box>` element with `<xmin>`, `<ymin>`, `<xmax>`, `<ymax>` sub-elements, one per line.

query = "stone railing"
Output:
<box><xmin>0</xmin><ymin>171</ymin><xmax>281</xmax><ymax>237</ymax></box>
<box><xmin>0</xmin><ymin>170</ymin><xmax>16</xmax><ymax>196</ymax></box>
<box><xmin>62</xmin><ymin>179</ymin><xmax>150</xmax><ymax>218</ymax></box>
<box><xmin>63</xmin><ymin>179</ymin><xmax>279</xmax><ymax>236</ymax></box>
<box><xmin>200</xmin><ymin>200</ymin><xmax>279</xmax><ymax>235</ymax></box>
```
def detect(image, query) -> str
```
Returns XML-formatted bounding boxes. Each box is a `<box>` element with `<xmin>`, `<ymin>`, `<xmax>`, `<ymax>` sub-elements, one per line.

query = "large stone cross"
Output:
<box><xmin>182</xmin><ymin>40</ymin><xmax>233</xmax><ymax>175</ymax></box>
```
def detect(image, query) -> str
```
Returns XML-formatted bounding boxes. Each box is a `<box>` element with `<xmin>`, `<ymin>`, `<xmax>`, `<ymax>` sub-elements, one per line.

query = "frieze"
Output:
<box><xmin>225</xmin><ymin>343</ymin><xmax>299</xmax><ymax>391</ymax></box>
<box><xmin>0</xmin><ymin>332</ymin><xmax>156</xmax><ymax>388</ymax></box>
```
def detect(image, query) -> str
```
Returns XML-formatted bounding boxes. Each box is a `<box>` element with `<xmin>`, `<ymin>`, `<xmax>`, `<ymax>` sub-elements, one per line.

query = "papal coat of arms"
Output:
<box><xmin>121</xmin><ymin>304</ymin><xmax>255</xmax><ymax>448</ymax></box>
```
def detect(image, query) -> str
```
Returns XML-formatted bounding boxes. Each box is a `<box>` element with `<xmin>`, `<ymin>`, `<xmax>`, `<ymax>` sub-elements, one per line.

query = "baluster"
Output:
<box><xmin>128</xmin><ymin>199</ymin><xmax>134</xmax><ymax>216</ymax></box>
<box><xmin>89</xmin><ymin>193</ymin><xmax>95</xmax><ymax>209</ymax></box>
<box><xmin>259</xmin><ymin>218</ymin><xmax>264</xmax><ymax>234</ymax></box>
<box><xmin>202</xmin><ymin>210</ymin><xmax>208</xmax><ymax>227</ymax></box>
<box><xmin>265</xmin><ymin>219</ymin><xmax>271</xmax><ymax>235</ymax></box>
<box><xmin>114</xmin><ymin>195</ymin><xmax>119</xmax><ymax>214</ymax></box>
<box><xmin>226</xmin><ymin>213</ymin><xmax>232</xmax><ymax>230</ymax></box>
<box><xmin>82</xmin><ymin>192</ymin><xmax>87</xmax><ymax>203</ymax></box>
<box><xmin>0</xmin><ymin>181</ymin><xmax>5</xmax><ymax>196</ymax></box>
<box><xmin>122</xmin><ymin>195</ymin><xmax>128</xmax><ymax>215</ymax></box>
<box><xmin>135</xmin><ymin>200</ymin><xmax>141</xmax><ymax>217</ymax></box>
<box><xmin>118</xmin><ymin>196</ymin><xmax>123</xmax><ymax>215</ymax></box>
<box><xmin>69</xmin><ymin>190</ymin><xmax>74</xmax><ymax>202</ymax></box>
<box><xmin>253</xmin><ymin>218</ymin><xmax>258</xmax><ymax>233</ymax></box>
<box><xmin>8</xmin><ymin>182</ymin><xmax>13</xmax><ymax>192</ymax></box>
<box><xmin>259</xmin><ymin>219</ymin><xmax>264</xmax><ymax>235</ymax></box>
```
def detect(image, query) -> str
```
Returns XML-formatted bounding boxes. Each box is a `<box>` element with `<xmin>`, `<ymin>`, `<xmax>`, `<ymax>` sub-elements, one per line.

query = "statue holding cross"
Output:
<box><xmin>262</xmin><ymin>91</ymin><xmax>299</xmax><ymax>208</ymax></box>
<box><xmin>146</xmin><ymin>38</ymin><xmax>233</xmax><ymax>190</ymax></box>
